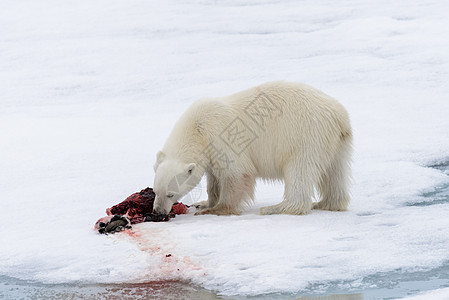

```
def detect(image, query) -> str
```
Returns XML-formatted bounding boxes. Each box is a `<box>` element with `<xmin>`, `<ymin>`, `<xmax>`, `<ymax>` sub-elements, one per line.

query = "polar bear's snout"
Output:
<box><xmin>153</xmin><ymin>195</ymin><xmax>172</xmax><ymax>215</ymax></box>
<box><xmin>153</xmin><ymin>156</ymin><xmax>201</xmax><ymax>214</ymax></box>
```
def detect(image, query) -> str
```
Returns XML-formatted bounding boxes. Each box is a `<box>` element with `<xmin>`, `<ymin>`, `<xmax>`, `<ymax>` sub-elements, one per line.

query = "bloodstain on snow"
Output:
<box><xmin>124</xmin><ymin>229</ymin><xmax>141</xmax><ymax>238</ymax></box>
<box><xmin>119</xmin><ymin>227</ymin><xmax>204</xmax><ymax>281</ymax></box>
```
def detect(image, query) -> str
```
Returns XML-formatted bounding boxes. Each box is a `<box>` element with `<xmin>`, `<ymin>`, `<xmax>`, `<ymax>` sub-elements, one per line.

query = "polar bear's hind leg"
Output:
<box><xmin>314</xmin><ymin>135</ymin><xmax>352</xmax><ymax>211</ymax></box>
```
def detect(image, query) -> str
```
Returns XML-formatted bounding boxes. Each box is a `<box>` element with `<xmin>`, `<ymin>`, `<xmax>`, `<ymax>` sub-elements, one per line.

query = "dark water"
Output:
<box><xmin>2</xmin><ymin>161</ymin><xmax>449</xmax><ymax>300</ymax></box>
<box><xmin>0</xmin><ymin>277</ymin><xmax>219</xmax><ymax>300</ymax></box>
<box><xmin>0</xmin><ymin>276</ymin><xmax>364</xmax><ymax>300</ymax></box>
<box><xmin>407</xmin><ymin>160</ymin><xmax>449</xmax><ymax>207</ymax></box>
<box><xmin>299</xmin><ymin>261</ymin><xmax>449</xmax><ymax>300</ymax></box>
<box><xmin>0</xmin><ymin>276</ymin><xmax>363</xmax><ymax>299</ymax></box>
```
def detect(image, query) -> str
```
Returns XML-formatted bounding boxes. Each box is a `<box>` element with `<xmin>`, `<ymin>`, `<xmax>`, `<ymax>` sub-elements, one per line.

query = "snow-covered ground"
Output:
<box><xmin>1</xmin><ymin>0</ymin><xmax>449</xmax><ymax>299</ymax></box>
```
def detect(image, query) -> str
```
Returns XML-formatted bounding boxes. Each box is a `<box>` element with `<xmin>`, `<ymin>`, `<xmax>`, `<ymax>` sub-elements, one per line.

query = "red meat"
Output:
<box><xmin>96</xmin><ymin>187</ymin><xmax>189</xmax><ymax>234</ymax></box>
<box><xmin>172</xmin><ymin>202</ymin><xmax>189</xmax><ymax>215</ymax></box>
<box><xmin>106</xmin><ymin>187</ymin><xmax>156</xmax><ymax>224</ymax></box>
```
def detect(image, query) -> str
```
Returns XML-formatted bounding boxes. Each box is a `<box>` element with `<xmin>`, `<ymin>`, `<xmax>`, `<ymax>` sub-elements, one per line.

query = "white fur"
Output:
<box><xmin>153</xmin><ymin>81</ymin><xmax>352</xmax><ymax>215</ymax></box>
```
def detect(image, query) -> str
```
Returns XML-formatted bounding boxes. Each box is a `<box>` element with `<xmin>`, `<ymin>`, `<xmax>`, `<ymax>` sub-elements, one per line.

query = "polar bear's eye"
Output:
<box><xmin>167</xmin><ymin>194</ymin><xmax>174</xmax><ymax>198</ymax></box>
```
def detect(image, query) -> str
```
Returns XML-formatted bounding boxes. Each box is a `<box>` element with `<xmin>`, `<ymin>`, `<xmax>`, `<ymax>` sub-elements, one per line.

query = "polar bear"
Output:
<box><xmin>153</xmin><ymin>81</ymin><xmax>352</xmax><ymax>216</ymax></box>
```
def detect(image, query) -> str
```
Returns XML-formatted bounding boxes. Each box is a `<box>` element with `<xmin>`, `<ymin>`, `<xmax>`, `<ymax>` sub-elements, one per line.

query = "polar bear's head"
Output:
<box><xmin>153</xmin><ymin>151</ymin><xmax>199</xmax><ymax>214</ymax></box>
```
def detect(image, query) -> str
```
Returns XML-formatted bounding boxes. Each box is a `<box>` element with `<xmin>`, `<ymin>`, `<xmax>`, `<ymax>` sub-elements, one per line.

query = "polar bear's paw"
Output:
<box><xmin>194</xmin><ymin>208</ymin><xmax>216</xmax><ymax>215</ymax></box>
<box><xmin>260</xmin><ymin>204</ymin><xmax>284</xmax><ymax>215</ymax></box>
<box><xmin>313</xmin><ymin>201</ymin><xmax>347</xmax><ymax>211</ymax></box>
<box><xmin>194</xmin><ymin>206</ymin><xmax>240</xmax><ymax>216</ymax></box>
<box><xmin>192</xmin><ymin>200</ymin><xmax>209</xmax><ymax>210</ymax></box>
<box><xmin>260</xmin><ymin>203</ymin><xmax>311</xmax><ymax>215</ymax></box>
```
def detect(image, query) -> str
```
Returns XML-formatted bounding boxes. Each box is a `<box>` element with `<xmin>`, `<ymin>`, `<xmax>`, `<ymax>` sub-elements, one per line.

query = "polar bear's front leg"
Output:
<box><xmin>193</xmin><ymin>172</ymin><xmax>220</xmax><ymax>211</ymax></box>
<box><xmin>206</xmin><ymin>171</ymin><xmax>220</xmax><ymax>207</ymax></box>
<box><xmin>196</xmin><ymin>173</ymin><xmax>254</xmax><ymax>215</ymax></box>
<box><xmin>195</xmin><ymin>177</ymin><xmax>239</xmax><ymax>215</ymax></box>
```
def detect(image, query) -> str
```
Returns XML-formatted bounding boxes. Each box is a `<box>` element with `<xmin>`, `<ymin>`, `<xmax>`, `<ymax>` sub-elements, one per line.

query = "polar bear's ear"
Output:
<box><xmin>184</xmin><ymin>163</ymin><xmax>196</xmax><ymax>175</ymax></box>
<box><xmin>156</xmin><ymin>151</ymin><xmax>165</xmax><ymax>163</ymax></box>
<box><xmin>154</xmin><ymin>151</ymin><xmax>165</xmax><ymax>171</ymax></box>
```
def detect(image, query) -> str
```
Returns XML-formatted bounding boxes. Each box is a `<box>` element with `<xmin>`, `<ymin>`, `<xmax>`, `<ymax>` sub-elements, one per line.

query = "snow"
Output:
<box><xmin>1</xmin><ymin>0</ymin><xmax>449</xmax><ymax>298</ymax></box>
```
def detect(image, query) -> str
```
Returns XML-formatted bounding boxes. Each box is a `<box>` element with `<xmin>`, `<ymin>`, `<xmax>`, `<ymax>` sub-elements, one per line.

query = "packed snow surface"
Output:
<box><xmin>1</xmin><ymin>0</ymin><xmax>449</xmax><ymax>298</ymax></box>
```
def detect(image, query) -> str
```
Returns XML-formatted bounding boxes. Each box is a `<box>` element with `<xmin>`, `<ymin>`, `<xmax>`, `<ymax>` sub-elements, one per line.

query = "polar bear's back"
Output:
<box><xmin>222</xmin><ymin>81</ymin><xmax>351</xmax><ymax>179</ymax></box>
<box><xmin>165</xmin><ymin>81</ymin><xmax>351</xmax><ymax>180</ymax></box>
